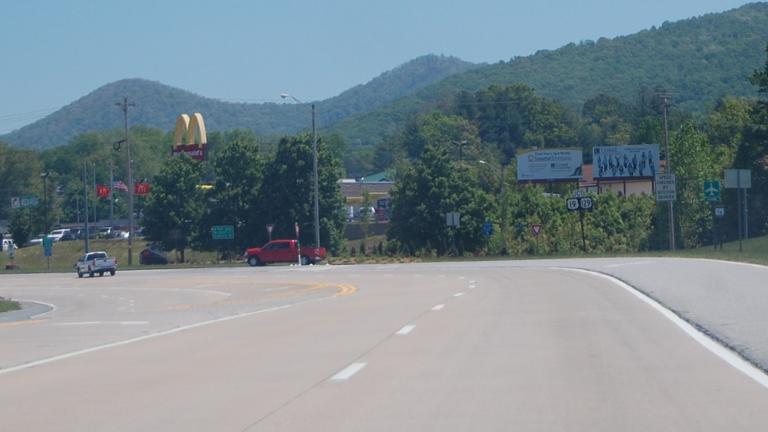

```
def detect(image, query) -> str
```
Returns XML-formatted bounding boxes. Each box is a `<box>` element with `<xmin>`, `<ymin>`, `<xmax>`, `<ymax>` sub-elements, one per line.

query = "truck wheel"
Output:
<box><xmin>301</xmin><ymin>255</ymin><xmax>310</xmax><ymax>266</ymax></box>
<box><xmin>77</xmin><ymin>272</ymin><xmax>83</xmax><ymax>278</ymax></box>
<box><xmin>89</xmin><ymin>271</ymin><xmax>95</xmax><ymax>277</ymax></box>
<box><xmin>247</xmin><ymin>256</ymin><xmax>260</xmax><ymax>267</ymax></box>
<box><xmin>99</xmin><ymin>271</ymin><xmax>104</xmax><ymax>277</ymax></box>
<box><xmin>110</xmin><ymin>269</ymin><xmax>116</xmax><ymax>276</ymax></box>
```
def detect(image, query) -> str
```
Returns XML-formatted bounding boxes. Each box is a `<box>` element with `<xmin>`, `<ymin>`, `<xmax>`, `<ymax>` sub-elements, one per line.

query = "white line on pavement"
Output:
<box><xmin>0</xmin><ymin>305</ymin><xmax>292</xmax><ymax>376</ymax></box>
<box><xmin>331</xmin><ymin>363</ymin><xmax>367</xmax><ymax>381</ymax></box>
<box><xmin>564</xmin><ymin>268</ymin><xmax>768</xmax><ymax>391</ymax></box>
<box><xmin>53</xmin><ymin>321</ymin><xmax>150</xmax><ymax>326</ymax></box>
<box><xmin>396</xmin><ymin>325</ymin><xmax>416</xmax><ymax>335</ymax></box>
<box><xmin>432</xmin><ymin>304</ymin><xmax>445</xmax><ymax>311</ymax></box>
<box><xmin>454</xmin><ymin>292</ymin><xmax>465</xmax><ymax>297</ymax></box>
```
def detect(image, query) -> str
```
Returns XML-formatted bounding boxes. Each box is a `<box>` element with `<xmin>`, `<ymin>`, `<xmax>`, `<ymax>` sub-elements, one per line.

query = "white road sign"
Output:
<box><xmin>655</xmin><ymin>173</ymin><xmax>676</xmax><ymax>202</ymax></box>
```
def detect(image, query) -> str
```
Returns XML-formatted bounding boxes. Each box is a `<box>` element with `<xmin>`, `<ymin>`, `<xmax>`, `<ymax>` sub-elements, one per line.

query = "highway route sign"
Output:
<box><xmin>715</xmin><ymin>206</ymin><xmax>725</xmax><ymax>218</ymax></box>
<box><xmin>566</xmin><ymin>198</ymin><xmax>580</xmax><ymax>211</ymax></box>
<box><xmin>579</xmin><ymin>197</ymin><xmax>593</xmax><ymax>211</ymax></box>
<box><xmin>531</xmin><ymin>224</ymin><xmax>542</xmax><ymax>236</ymax></box>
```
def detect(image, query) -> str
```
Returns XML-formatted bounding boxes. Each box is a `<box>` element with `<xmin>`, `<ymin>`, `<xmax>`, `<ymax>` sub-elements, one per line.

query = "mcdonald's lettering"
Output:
<box><xmin>172</xmin><ymin>113</ymin><xmax>207</xmax><ymax>161</ymax></box>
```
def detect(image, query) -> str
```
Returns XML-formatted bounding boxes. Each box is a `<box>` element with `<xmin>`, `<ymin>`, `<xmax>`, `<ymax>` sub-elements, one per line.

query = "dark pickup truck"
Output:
<box><xmin>244</xmin><ymin>239</ymin><xmax>326</xmax><ymax>266</ymax></box>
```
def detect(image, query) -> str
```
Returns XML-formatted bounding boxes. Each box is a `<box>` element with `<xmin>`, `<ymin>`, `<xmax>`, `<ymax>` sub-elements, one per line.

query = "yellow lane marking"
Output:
<box><xmin>0</xmin><ymin>319</ymin><xmax>45</xmax><ymax>329</ymax></box>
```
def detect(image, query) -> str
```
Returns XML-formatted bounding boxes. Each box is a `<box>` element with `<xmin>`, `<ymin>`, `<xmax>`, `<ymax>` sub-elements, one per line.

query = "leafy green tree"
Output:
<box><xmin>142</xmin><ymin>155</ymin><xmax>204</xmax><ymax>262</ymax></box>
<box><xmin>669</xmin><ymin>121</ymin><xmax>719</xmax><ymax>248</ymax></box>
<box><xmin>732</xmin><ymin>44</ymin><xmax>768</xmax><ymax>238</ymax></box>
<box><xmin>454</xmin><ymin>84</ymin><xmax>579</xmax><ymax>163</ymax></box>
<box><xmin>0</xmin><ymin>142</ymin><xmax>44</xmax><ymax>221</ymax></box>
<box><xmin>195</xmin><ymin>139</ymin><xmax>264</xmax><ymax>257</ymax></box>
<box><xmin>8</xmin><ymin>208</ymin><xmax>33</xmax><ymax>247</ymax></box>
<box><xmin>388</xmin><ymin>143</ymin><xmax>493</xmax><ymax>255</ymax></box>
<box><xmin>254</xmin><ymin>134</ymin><xmax>346</xmax><ymax>253</ymax></box>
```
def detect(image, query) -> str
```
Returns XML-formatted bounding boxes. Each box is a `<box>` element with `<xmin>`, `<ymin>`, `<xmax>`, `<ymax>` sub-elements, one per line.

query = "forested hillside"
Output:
<box><xmin>331</xmin><ymin>3</ymin><xmax>768</xmax><ymax>145</ymax></box>
<box><xmin>1</xmin><ymin>55</ymin><xmax>475</xmax><ymax>150</ymax></box>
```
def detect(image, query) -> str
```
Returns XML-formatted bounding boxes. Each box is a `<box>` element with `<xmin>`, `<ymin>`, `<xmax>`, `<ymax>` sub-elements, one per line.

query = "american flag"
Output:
<box><xmin>112</xmin><ymin>180</ymin><xmax>129</xmax><ymax>192</ymax></box>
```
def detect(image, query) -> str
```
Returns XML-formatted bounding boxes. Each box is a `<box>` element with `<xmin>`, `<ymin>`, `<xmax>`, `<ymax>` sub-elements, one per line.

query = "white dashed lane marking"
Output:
<box><xmin>396</xmin><ymin>325</ymin><xmax>416</xmax><ymax>335</ymax></box>
<box><xmin>431</xmin><ymin>304</ymin><xmax>445</xmax><ymax>311</ymax></box>
<box><xmin>331</xmin><ymin>363</ymin><xmax>367</xmax><ymax>381</ymax></box>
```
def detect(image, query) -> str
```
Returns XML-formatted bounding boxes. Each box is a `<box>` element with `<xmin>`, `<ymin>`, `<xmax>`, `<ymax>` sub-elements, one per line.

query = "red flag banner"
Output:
<box><xmin>96</xmin><ymin>184</ymin><xmax>110</xmax><ymax>199</ymax></box>
<box><xmin>134</xmin><ymin>183</ymin><xmax>151</xmax><ymax>196</ymax></box>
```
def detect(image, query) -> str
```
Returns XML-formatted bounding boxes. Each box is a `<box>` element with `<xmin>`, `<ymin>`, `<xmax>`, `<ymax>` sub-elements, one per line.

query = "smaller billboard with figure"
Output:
<box><xmin>592</xmin><ymin>144</ymin><xmax>659</xmax><ymax>179</ymax></box>
<box><xmin>516</xmin><ymin>149</ymin><xmax>583</xmax><ymax>181</ymax></box>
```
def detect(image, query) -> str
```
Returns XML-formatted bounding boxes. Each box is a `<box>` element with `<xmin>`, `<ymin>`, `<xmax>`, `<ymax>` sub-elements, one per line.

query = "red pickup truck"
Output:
<box><xmin>244</xmin><ymin>239</ymin><xmax>327</xmax><ymax>266</ymax></box>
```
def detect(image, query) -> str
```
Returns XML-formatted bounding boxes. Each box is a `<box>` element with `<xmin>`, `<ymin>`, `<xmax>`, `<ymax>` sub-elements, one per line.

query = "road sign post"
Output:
<box><xmin>703</xmin><ymin>180</ymin><xmax>720</xmax><ymax>202</ymax></box>
<box><xmin>566</xmin><ymin>195</ymin><xmax>593</xmax><ymax>252</ymax></box>
<box><xmin>210</xmin><ymin>225</ymin><xmax>234</xmax><ymax>240</ymax></box>
<box><xmin>42</xmin><ymin>236</ymin><xmax>53</xmax><ymax>270</ymax></box>
<box><xmin>725</xmin><ymin>169</ymin><xmax>751</xmax><ymax>252</ymax></box>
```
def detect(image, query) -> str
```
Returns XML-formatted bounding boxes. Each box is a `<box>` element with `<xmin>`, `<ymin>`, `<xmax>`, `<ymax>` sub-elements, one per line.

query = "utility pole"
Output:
<box><xmin>659</xmin><ymin>92</ymin><xmax>676</xmax><ymax>251</ymax></box>
<box><xmin>311</xmin><ymin>103</ymin><xmax>320</xmax><ymax>251</ymax></box>
<box><xmin>40</xmin><ymin>172</ymin><xmax>50</xmax><ymax>234</ymax></box>
<box><xmin>83</xmin><ymin>161</ymin><xmax>90</xmax><ymax>253</ymax></box>
<box><xmin>109</xmin><ymin>159</ymin><xmax>114</xmax><ymax>229</ymax></box>
<box><xmin>116</xmin><ymin>97</ymin><xmax>135</xmax><ymax>265</ymax></box>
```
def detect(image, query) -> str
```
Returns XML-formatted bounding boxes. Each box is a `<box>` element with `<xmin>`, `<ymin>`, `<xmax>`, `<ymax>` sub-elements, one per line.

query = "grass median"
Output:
<box><xmin>0</xmin><ymin>296</ymin><xmax>21</xmax><ymax>312</ymax></box>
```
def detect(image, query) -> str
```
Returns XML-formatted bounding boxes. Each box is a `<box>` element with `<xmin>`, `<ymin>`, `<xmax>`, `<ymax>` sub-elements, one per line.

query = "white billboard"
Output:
<box><xmin>593</xmin><ymin>144</ymin><xmax>659</xmax><ymax>179</ymax></box>
<box><xmin>516</xmin><ymin>149</ymin><xmax>583</xmax><ymax>181</ymax></box>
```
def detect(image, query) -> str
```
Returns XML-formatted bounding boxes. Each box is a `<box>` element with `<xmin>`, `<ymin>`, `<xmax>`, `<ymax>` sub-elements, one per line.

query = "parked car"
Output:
<box><xmin>49</xmin><ymin>229</ymin><xmax>71</xmax><ymax>242</ymax></box>
<box><xmin>74</xmin><ymin>251</ymin><xmax>117</xmax><ymax>278</ymax></box>
<box><xmin>97</xmin><ymin>226</ymin><xmax>113</xmax><ymax>239</ymax></box>
<box><xmin>60</xmin><ymin>230</ymin><xmax>77</xmax><ymax>241</ymax></box>
<box><xmin>139</xmin><ymin>248</ymin><xmax>168</xmax><ymax>265</ymax></box>
<box><xmin>244</xmin><ymin>239</ymin><xmax>326</xmax><ymax>266</ymax></box>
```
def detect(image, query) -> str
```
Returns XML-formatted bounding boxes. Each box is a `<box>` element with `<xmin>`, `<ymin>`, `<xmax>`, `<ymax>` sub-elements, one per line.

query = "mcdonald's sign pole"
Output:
<box><xmin>117</xmin><ymin>97</ymin><xmax>136</xmax><ymax>265</ymax></box>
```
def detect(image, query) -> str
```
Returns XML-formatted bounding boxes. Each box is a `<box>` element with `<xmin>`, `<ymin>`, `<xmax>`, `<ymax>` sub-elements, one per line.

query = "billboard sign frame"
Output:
<box><xmin>593</xmin><ymin>144</ymin><xmax>659</xmax><ymax>180</ymax></box>
<box><xmin>516</xmin><ymin>149</ymin><xmax>583</xmax><ymax>182</ymax></box>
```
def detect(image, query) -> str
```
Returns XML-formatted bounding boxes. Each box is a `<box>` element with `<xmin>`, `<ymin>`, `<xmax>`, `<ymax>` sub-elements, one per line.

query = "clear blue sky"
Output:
<box><xmin>0</xmin><ymin>0</ymin><xmax>752</xmax><ymax>134</ymax></box>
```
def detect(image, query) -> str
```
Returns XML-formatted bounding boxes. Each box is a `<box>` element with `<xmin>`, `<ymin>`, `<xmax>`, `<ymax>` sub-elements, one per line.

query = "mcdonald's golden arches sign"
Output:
<box><xmin>172</xmin><ymin>113</ymin><xmax>207</xmax><ymax>161</ymax></box>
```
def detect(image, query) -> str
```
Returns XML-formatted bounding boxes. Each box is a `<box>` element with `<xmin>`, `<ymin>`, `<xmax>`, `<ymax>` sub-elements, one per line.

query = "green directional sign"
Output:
<box><xmin>211</xmin><ymin>225</ymin><xmax>234</xmax><ymax>240</ymax></box>
<box><xmin>704</xmin><ymin>180</ymin><xmax>720</xmax><ymax>202</ymax></box>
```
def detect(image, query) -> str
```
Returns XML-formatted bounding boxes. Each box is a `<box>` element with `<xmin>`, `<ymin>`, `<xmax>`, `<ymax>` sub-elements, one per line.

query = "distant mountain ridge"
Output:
<box><xmin>1</xmin><ymin>55</ymin><xmax>477</xmax><ymax>150</ymax></box>
<box><xmin>4</xmin><ymin>3</ymin><xmax>768</xmax><ymax>151</ymax></box>
<box><xmin>331</xmin><ymin>2</ymin><xmax>768</xmax><ymax>145</ymax></box>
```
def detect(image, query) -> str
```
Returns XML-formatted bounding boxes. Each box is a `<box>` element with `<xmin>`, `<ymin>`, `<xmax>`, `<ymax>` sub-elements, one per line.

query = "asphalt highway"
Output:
<box><xmin>1</xmin><ymin>259</ymin><xmax>767</xmax><ymax>431</ymax></box>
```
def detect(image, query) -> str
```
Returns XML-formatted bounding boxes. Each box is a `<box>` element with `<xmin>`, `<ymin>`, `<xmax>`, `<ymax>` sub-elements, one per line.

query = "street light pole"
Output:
<box><xmin>281</xmin><ymin>93</ymin><xmax>321</xmax><ymax>249</ymax></box>
<box><xmin>116</xmin><ymin>97</ymin><xmax>135</xmax><ymax>265</ymax></box>
<box><xmin>311</xmin><ymin>103</ymin><xmax>320</xmax><ymax>250</ymax></box>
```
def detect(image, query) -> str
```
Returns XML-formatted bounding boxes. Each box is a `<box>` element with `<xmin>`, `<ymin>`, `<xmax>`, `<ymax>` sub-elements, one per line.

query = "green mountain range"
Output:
<box><xmin>3</xmin><ymin>2</ymin><xmax>768</xmax><ymax>151</ymax></box>
<box><xmin>1</xmin><ymin>55</ymin><xmax>476</xmax><ymax>150</ymax></box>
<box><xmin>332</xmin><ymin>2</ymin><xmax>768</xmax><ymax>145</ymax></box>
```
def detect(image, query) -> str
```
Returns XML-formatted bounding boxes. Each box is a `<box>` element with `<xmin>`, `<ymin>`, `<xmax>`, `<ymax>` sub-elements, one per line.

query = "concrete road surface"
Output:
<box><xmin>1</xmin><ymin>259</ymin><xmax>767</xmax><ymax>431</ymax></box>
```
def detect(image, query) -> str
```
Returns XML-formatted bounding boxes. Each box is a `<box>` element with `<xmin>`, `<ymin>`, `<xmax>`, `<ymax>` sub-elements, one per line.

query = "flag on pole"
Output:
<box><xmin>112</xmin><ymin>180</ymin><xmax>129</xmax><ymax>192</ymax></box>
<box><xmin>134</xmin><ymin>183</ymin><xmax>151</xmax><ymax>196</ymax></box>
<box><xmin>96</xmin><ymin>184</ymin><xmax>110</xmax><ymax>198</ymax></box>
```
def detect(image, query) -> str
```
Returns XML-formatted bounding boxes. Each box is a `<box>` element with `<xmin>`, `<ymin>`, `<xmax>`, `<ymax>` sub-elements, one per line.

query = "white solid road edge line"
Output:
<box><xmin>564</xmin><ymin>267</ymin><xmax>768</xmax><ymax>391</ymax></box>
<box><xmin>15</xmin><ymin>299</ymin><xmax>58</xmax><ymax>319</ymax></box>
<box><xmin>0</xmin><ymin>304</ymin><xmax>292</xmax><ymax>376</ymax></box>
<box><xmin>396</xmin><ymin>325</ymin><xmax>416</xmax><ymax>335</ymax></box>
<box><xmin>331</xmin><ymin>362</ymin><xmax>367</xmax><ymax>381</ymax></box>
